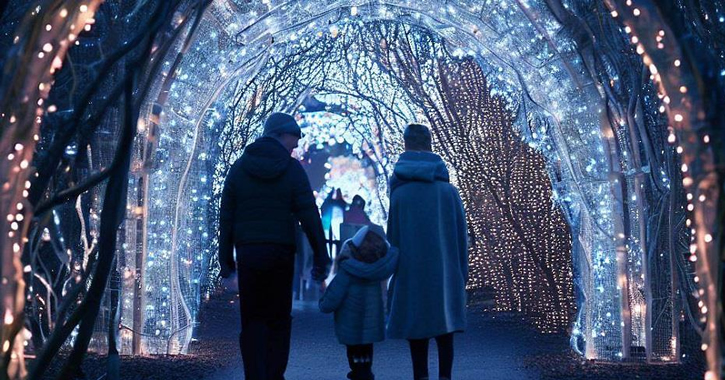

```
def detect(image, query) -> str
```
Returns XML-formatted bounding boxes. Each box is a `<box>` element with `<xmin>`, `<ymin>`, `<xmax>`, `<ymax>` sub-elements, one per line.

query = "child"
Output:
<box><xmin>319</xmin><ymin>225</ymin><xmax>399</xmax><ymax>380</ymax></box>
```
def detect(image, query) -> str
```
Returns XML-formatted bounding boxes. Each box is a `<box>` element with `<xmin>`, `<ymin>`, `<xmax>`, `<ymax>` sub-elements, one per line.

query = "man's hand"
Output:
<box><xmin>319</xmin><ymin>280</ymin><xmax>327</xmax><ymax>293</ymax></box>
<box><xmin>310</xmin><ymin>265</ymin><xmax>329</xmax><ymax>283</ymax></box>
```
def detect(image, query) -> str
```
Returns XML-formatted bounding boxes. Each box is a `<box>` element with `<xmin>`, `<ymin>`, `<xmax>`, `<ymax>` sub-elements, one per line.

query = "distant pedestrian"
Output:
<box><xmin>344</xmin><ymin>195</ymin><xmax>372</xmax><ymax>226</ymax></box>
<box><xmin>321</xmin><ymin>188</ymin><xmax>348</xmax><ymax>256</ymax></box>
<box><xmin>218</xmin><ymin>112</ymin><xmax>331</xmax><ymax>380</ymax></box>
<box><xmin>319</xmin><ymin>225</ymin><xmax>399</xmax><ymax>380</ymax></box>
<box><xmin>386</xmin><ymin>124</ymin><xmax>469</xmax><ymax>380</ymax></box>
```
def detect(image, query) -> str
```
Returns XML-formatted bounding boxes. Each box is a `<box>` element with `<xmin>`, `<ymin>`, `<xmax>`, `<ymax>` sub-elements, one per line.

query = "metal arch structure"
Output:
<box><xmin>128</xmin><ymin>0</ymin><xmax>693</xmax><ymax>364</ymax></box>
<box><xmin>131</xmin><ymin>0</ymin><xmax>617</xmax><ymax>356</ymax></box>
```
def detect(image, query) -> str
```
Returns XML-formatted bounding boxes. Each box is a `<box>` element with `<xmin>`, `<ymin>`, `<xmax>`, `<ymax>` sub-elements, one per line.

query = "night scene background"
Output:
<box><xmin>0</xmin><ymin>1</ymin><xmax>723</xmax><ymax>379</ymax></box>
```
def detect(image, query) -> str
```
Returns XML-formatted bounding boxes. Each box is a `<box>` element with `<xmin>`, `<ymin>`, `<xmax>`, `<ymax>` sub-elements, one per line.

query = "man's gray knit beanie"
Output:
<box><xmin>263</xmin><ymin>112</ymin><xmax>303</xmax><ymax>138</ymax></box>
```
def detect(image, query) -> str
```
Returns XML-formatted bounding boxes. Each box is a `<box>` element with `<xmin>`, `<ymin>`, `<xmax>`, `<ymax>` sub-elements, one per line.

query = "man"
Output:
<box><xmin>386</xmin><ymin>124</ymin><xmax>469</xmax><ymax>380</ymax></box>
<box><xmin>219</xmin><ymin>112</ymin><xmax>330</xmax><ymax>380</ymax></box>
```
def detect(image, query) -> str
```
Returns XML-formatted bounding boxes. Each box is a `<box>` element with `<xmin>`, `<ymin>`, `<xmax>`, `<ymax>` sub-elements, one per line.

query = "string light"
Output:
<box><xmin>0</xmin><ymin>2</ymin><xmax>102</xmax><ymax>375</ymax></box>
<box><xmin>610</xmin><ymin>1</ymin><xmax>723</xmax><ymax>378</ymax></box>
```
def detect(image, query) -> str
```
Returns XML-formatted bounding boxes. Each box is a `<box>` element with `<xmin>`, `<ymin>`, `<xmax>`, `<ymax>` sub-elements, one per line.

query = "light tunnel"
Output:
<box><xmin>122</xmin><ymin>0</ymin><xmax>686</xmax><ymax>363</ymax></box>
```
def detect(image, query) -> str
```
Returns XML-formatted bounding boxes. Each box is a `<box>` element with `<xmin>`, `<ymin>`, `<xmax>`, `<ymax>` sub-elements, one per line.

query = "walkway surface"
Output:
<box><xmin>205</xmin><ymin>297</ymin><xmax>560</xmax><ymax>380</ymax></box>
<box><xmin>55</xmin><ymin>292</ymin><xmax>704</xmax><ymax>379</ymax></box>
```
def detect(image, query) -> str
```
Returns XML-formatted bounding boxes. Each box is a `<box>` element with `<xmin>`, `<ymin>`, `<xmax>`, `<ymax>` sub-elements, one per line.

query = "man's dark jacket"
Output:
<box><xmin>219</xmin><ymin>137</ymin><xmax>330</xmax><ymax>281</ymax></box>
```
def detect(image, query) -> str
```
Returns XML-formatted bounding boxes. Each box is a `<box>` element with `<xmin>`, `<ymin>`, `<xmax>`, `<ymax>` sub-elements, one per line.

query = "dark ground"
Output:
<box><xmin>45</xmin><ymin>293</ymin><xmax>706</xmax><ymax>380</ymax></box>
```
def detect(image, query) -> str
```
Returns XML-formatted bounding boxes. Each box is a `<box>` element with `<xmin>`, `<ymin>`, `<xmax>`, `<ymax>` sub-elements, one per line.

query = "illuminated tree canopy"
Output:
<box><xmin>204</xmin><ymin>21</ymin><xmax>575</xmax><ymax>335</ymax></box>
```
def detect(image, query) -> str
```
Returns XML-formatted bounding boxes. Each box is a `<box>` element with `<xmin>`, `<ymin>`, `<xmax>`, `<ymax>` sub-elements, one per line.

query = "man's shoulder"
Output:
<box><xmin>223</xmin><ymin>159</ymin><xmax>244</xmax><ymax>181</ymax></box>
<box><xmin>285</xmin><ymin>158</ymin><xmax>306</xmax><ymax>177</ymax></box>
<box><xmin>288</xmin><ymin>157</ymin><xmax>304</xmax><ymax>169</ymax></box>
<box><xmin>227</xmin><ymin>156</ymin><xmax>247</xmax><ymax>173</ymax></box>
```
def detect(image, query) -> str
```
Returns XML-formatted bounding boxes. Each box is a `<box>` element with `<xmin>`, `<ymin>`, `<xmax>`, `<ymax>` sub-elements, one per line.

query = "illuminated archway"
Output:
<box><xmin>125</xmin><ymin>0</ymin><xmax>683</xmax><ymax>363</ymax></box>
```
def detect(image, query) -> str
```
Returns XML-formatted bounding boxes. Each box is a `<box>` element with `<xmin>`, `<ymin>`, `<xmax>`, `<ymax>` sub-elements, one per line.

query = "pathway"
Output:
<box><xmin>204</xmin><ymin>296</ymin><xmax>564</xmax><ymax>380</ymax></box>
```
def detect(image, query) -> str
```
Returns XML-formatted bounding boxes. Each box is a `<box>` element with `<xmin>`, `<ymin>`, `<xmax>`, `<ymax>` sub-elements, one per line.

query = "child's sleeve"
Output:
<box><xmin>318</xmin><ymin>272</ymin><xmax>351</xmax><ymax>313</ymax></box>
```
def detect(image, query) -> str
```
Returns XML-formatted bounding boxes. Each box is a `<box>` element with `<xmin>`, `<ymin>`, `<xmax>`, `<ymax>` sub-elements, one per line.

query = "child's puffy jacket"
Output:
<box><xmin>319</xmin><ymin>243</ymin><xmax>399</xmax><ymax>345</ymax></box>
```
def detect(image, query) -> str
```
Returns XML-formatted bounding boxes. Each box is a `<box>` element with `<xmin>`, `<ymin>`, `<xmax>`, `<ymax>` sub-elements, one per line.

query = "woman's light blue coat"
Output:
<box><xmin>386</xmin><ymin>151</ymin><xmax>469</xmax><ymax>340</ymax></box>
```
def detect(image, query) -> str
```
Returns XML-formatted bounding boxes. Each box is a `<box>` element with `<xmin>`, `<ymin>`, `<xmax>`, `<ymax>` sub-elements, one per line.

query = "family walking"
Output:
<box><xmin>219</xmin><ymin>113</ymin><xmax>469</xmax><ymax>380</ymax></box>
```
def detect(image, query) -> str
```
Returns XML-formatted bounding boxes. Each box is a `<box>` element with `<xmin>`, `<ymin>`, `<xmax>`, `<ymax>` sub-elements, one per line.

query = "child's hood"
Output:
<box><xmin>340</xmin><ymin>246</ymin><xmax>399</xmax><ymax>281</ymax></box>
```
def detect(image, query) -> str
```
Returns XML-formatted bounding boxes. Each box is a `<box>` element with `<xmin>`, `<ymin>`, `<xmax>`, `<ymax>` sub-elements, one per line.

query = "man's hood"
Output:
<box><xmin>390</xmin><ymin>151</ymin><xmax>450</xmax><ymax>193</ymax></box>
<box><xmin>240</xmin><ymin>137</ymin><xmax>292</xmax><ymax>179</ymax></box>
<box><xmin>340</xmin><ymin>247</ymin><xmax>399</xmax><ymax>281</ymax></box>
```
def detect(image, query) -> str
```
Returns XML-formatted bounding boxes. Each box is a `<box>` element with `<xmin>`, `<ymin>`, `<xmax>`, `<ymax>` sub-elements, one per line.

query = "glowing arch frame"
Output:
<box><xmin>133</xmin><ymin>0</ymin><xmax>625</xmax><ymax>359</ymax></box>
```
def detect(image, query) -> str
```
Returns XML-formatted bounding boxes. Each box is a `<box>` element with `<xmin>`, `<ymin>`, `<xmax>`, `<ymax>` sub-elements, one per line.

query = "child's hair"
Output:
<box><xmin>349</xmin><ymin>231</ymin><xmax>387</xmax><ymax>263</ymax></box>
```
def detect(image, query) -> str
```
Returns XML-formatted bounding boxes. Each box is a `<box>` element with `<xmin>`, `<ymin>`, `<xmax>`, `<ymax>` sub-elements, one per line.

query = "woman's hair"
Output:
<box><xmin>350</xmin><ymin>232</ymin><xmax>387</xmax><ymax>263</ymax></box>
<box><xmin>403</xmin><ymin>123</ymin><xmax>432</xmax><ymax>152</ymax></box>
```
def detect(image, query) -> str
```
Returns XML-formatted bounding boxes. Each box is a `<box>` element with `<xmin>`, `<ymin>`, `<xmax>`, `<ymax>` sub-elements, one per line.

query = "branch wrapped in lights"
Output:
<box><xmin>0</xmin><ymin>2</ymin><xmax>102</xmax><ymax>377</ymax></box>
<box><xmin>0</xmin><ymin>1</ymin><xmax>213</xmax><ymax>378</ymax></box>
<box><xmin>603</xmin><ymin>0</ymin><xmax>723</xmax><ymax>377</ymax></box>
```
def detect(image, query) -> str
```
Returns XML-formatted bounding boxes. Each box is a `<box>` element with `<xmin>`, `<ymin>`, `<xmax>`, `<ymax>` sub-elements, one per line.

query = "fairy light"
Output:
<box><xmin>610</xmin><ymin>2</ymin><xmax>723</xmax><ymax>378</ymax></box>
<box><xmin>0</xmin><ymin>3</ymin><xmax>104</xmax><ymax>376</ymax></box>
<box><xmin>4</xmin><ymin>309</ymin><xmax>13</xmax><ymax>325</ymax></box>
